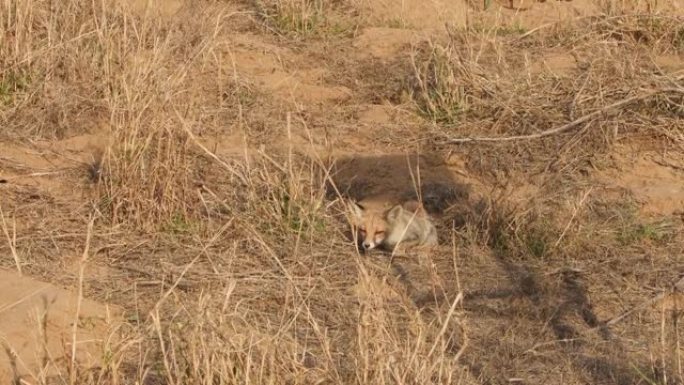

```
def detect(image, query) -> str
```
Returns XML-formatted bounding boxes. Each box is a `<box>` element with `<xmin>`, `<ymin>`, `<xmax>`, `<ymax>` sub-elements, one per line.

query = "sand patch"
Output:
<box><xmin>229</xmin><ymin>44</ymin><xmax>352</xmax><ymax>105</ymax></box>
<box><xmin>530</xmin><ymin>51</ymin><xmax>577</xmax><ymax>76</ymax></box>
<box><xmin>0</xmin><ymin>269</ymin><xmax>119</xmax><ymax>383</ymax></box>
<box><xmin>355</xmin><ymin>0</ymin><xmax>469</xmax><ymax>30</ymax></box>
<box><xmin>124</xmin><ymin>0</ymin><xmax>184</xmax><ymax>18</ymax></box>
<box><xmin>357</xmin><ymin>104</ymin><xmax>393</xmax><ymax>124</ymax></box>
<box><xmin>353</xmin><ymin>27</ymin><xmax>426</xmax><ymax>60</ymax></box>
<box><xmin>598</xmin><ymin>150</ymin><xmax>684</xmax><ymax>216</ymax></box>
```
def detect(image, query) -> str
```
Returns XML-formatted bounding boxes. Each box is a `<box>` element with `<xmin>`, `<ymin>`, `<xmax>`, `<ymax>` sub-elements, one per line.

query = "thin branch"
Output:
<box><xmin>596</xmin><ymin>276</ymin><xmax>684</xmax><ymax>329</ymax></box>
<box><xmin>0</xmin><ymin>205</ymin><xmax>21</xmax><ymax>275</ymax></box>
<box><xmin>443</xmin><ymin>87</ymin><xmax>684</xmax><ymax>144</ymax></box>
<box><xmin>71</xmin><ymin>215</ymin><xmax>95</xmax><ymax>385</ymax></box>
<box><xmin>172</xmin><ymin>106</ymin><xmax>249</xmax><ymax>185</ymax></box>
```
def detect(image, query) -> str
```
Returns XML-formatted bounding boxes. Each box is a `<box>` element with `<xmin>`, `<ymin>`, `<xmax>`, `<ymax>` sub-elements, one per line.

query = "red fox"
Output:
<box><xmin>349</xmin><ymin>199</ymin><xmax>438</xmax><ymax>252</ymax></box>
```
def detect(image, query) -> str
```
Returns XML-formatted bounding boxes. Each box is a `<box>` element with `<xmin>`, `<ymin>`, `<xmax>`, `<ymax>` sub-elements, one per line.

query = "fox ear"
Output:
<box><xmin>386</xmin><ymin>204</ymin><xmax>403</xmax><ymax>222</ymax></box>
<box><xmin>349</xmin><ymin>200</ymin><xmax>365</xmax><ymax>220</ymax></box>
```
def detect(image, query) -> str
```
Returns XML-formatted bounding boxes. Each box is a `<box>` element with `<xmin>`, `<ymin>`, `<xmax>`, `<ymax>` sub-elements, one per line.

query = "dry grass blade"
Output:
<box><xmin>603</xmin><ymin>276</ymin><xmax>684</xmax><ymax>328</ymax></box>
<box><xmin>173</xmin><ymin>107</ymin><xmax>249</xmax><ymax>186</ymax></box>
<box><xmin>427</xmin><ymin>292</ymin><xmax>464</xmax><ymax>358</ymax></box>
<box><xmin>0</xmin><ymin>205</ymin><xmax>21</xmax><ymax>274</ymax></box>
<box><xmin>154</xmin><ymin>217</ymin><xmax>235</xmax><ymax>311</ymax></box>
<box><xmin>70</xmin><ymin>215</ymin><xmax>95</xmax><ymax>385</ymax></box>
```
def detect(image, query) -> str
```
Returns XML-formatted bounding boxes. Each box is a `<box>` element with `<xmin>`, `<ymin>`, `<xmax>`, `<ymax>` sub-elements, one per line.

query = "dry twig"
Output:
<box><xmin>443</xmin><ymin>87</ymin><xmax>684</xmax><ymax>144</ymax></box>
<box><xmin>599</xmin><ymin>276</ymin><xmax>684</xmax><ymax>328</ymax></box>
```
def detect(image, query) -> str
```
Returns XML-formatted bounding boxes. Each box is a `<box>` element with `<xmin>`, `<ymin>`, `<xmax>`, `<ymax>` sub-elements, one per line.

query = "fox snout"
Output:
<box><xmin>358</xmin><ymin>229</ymin><xmax>385</xmax><ymax>251</ymax></box>
<box><xmin>361</xmin><ymin>239</ymin><xmax>376</xmax><ymax>250</ymax></box>
<box><xmin>356</xmin><ymin>229</ymin><xmax>377</xmax><ymax>251</ymax></box>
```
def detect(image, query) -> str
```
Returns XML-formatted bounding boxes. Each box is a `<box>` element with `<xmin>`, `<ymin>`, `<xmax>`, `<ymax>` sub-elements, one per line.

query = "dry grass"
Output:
<box><xmin>2</xmin><ymin>0</ymin><xmax>684</xmax><ymax>384</ymax></box>
<box><xmin>403</xmin><ymin>14</ymin><xmax>684</xmax><ymax>183</ymax></box>
<box><xmin>252</xmin><ymin>0</ymin><xmax>355</xmax><ymax>36</ymax></box>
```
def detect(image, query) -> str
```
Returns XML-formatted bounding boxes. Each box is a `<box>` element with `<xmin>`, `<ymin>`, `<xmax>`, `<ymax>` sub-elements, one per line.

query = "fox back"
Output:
<box><xmin>382</xmin><ymin>202</ymin><xmax>438</xmax><ymax>251</ymax></box>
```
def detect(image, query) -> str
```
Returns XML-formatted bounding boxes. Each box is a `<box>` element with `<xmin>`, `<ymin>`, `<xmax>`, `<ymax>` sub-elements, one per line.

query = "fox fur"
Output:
<box><xmin>349</xmin><ymin>199</ymin><xmax>438</xmax><ymax>252</ymax></box>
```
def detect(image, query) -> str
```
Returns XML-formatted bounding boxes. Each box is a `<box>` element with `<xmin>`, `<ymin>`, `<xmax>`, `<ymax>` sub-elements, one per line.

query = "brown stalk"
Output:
<box><xmin>443</xmin><ymin>87</ymin><xmax>684</xmax><ymax>144</ymax></box>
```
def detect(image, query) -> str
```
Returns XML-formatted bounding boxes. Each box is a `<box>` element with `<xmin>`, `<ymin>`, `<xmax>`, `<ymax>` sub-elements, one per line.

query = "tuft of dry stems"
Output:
<box><xmin>254</xmin><ymin>0</ymin><xmax>358</xmax><ymax>36</ymax></box>
<box><xmin>97</xmin><ymin>4</ymin><xmax>233</xmax><ymax>230</ymax></box>
<box><xmin>409</xmin><ymin>41</ymin><xmax>472</xmax><ymax>124</ymax></box>
<box><xmin>1</xmin><ymin>0</ymin><xmax>241</xmax><ymax>230</ymax></box>
<box><xmin>254</xmin><ymin>0</ymin><xmax>326</xmax><ymax>34</ymax></box>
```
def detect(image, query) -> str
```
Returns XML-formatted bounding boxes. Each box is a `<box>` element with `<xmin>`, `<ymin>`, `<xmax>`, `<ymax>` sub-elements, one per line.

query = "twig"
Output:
<box><xmin>601</xmin><ymin>276</ymin><xmax>684</xmax><ymax>328</ymax></box>
<box><xmin>604</xmin><ymin>292</ymin><xmax>668</xmax><ymax>327</ymax></box>
<box><xmin>426</xmin><ymin>292</ymin><xmax>464</xmax><ymax>358</ymax></box>
<box><xmin>153</xmin><ymin>216</ymin><xmax>234</xmax><ymax>310</ymax></box>
<box><xmin>553</xmin><ymin>188</ymin><xmax>592</xmax><ymax>250</ymax></box>
<box><xmin>443</xmin><ymin>87</ymin><xmax>684</xmax><ymax>144</ymax></box>
<box><xmin>172</xmin><ymin>106</ymin><xmax>249</xmax><ymax>186</ymax></box>
<box><xmin>517</xmin><ymin>14</ymin><xmax>684</xmax><ymax>40</ymax></box>
<box><xmin>0</xmin><ymin>205</ymin><xmax>21</xmax><ymax>274</ymax></box>
<box><xmin>71</xmin><ymin>215</ymin><xmax>95</xmax><ymax>385</ymax></box>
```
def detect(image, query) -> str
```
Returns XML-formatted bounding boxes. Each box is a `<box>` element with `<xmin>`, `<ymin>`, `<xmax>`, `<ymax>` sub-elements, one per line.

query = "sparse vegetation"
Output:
<box><xmin>259</xmin><ymin>0</ymin><xmax>328</xmax><ymax>34</ymax></box>
<box><xmin>0</xmin><ymin>70</ymin><xmax>30</xmax><ymax>105</ymax></box>
<box><xmin>1</xmin><ymin>0</ymin><xmax>684</xmax><ymax>384</ymax></box>
<box><xmin>617</xmin><ymin>218</ymin><xmax>677</xmax><ymax>246</ymax></box>
<box><xmin>254</xmin><ymin>0</ymin><xmax>354</xmax><ymax>36</ymax></box>
<box><xmin>410</xmin><ymin>42</ymin><xmax>471</xmax><ymax>124</ymax></box>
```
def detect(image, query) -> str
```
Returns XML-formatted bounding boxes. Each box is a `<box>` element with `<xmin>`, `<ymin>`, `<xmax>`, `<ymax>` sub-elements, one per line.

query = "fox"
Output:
<box><xmin>349</xmin><ymin>199</ymin><xmax>438</xmax><ymax>252</ymax></box>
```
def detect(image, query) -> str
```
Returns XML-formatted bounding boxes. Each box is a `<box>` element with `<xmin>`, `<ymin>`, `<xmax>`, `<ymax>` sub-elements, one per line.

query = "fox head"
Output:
<box><xmin>350</xmin><ymin>201</ymin><xmax>388</xmax><ymax>251</ymax></box>
<box><xmin>351</xmin><ymin>202</ymin><xmax>402</xmax><ymax>250</ymax></box>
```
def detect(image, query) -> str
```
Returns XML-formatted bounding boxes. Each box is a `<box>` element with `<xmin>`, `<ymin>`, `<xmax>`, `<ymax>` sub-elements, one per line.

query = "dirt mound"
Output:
<box><xmin>228</xmin><ymin>35</ymin><xmax>352</xmax><ymax>105</ymax></box>
<box><xmin>124</xmin><ymin>0</ymin><xmax>184</xmax><ymax>17</ymax></box>
<box><xmin>599</xmin><ymin>149</ymin><xmax>684</xmax><ymax>216</ymax></box>
<box><xmin>356</xmin><ymin>0</ymin><xmax>469</xmax><ymax>30</ymax></box>
<box><xmin>0</xmin><ymin>269</ymin><xmax>118</xmax><ymax>383</ymax></box>
<box><xmin>476</xmin><ymin>0</ymin><xmax>684</xmax><ymax>30</ymax></box>
<box><xmin>353</xmin><ymin>27</ymin><xmax>427</xmax><ymax>60</ymax></box>
<box><xmin>0</xmin><ymin>134</ymin><xmax>106</xmax><ymax>204</ymax></box>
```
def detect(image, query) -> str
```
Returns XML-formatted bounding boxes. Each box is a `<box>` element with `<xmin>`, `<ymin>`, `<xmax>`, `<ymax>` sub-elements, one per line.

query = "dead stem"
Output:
<box><xmin>442</xmin><ymin>87</ymin><xmax>684</xmax><ymax>144</ymax></box>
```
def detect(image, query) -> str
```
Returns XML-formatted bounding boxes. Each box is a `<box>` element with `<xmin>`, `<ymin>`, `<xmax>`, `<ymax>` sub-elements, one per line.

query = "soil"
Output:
<box><xmin>0</xmin><ymin>269</ymin><xmax>118</xmax><ymax>381</ymax></box>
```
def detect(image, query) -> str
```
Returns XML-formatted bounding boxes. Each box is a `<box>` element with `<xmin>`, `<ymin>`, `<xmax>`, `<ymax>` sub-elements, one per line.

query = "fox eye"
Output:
<box><xmin>375</xmin><ymin>231</ymin><xmax>384</xmax><ymax>235</ymax></box>
<box><xmin>358</xmin><ymin>228</ymin><xmax>366</xmax><ymax>234</ymax></box>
